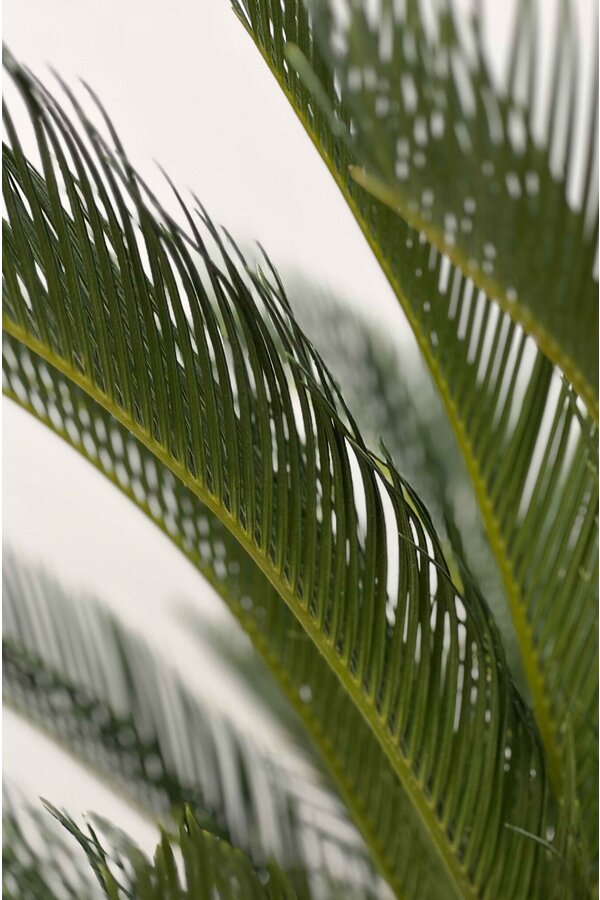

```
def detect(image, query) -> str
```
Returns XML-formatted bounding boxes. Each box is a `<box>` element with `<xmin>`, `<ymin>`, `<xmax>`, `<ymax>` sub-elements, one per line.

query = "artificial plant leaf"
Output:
<box><xmin>2</xmin><ymin>53</ymin><xmax>585</xmax><ymax>898</ymax></box>
<box><xmin>3</xmin><ymin>552</ymin><xmax>373</xmax><ymax>898</ymax></box>
<box><xmin>308</xmin><ymin>0</ymin><xmax>598</xmax><ymax>415</ymax></box>
<box><xmin>232</xmin><ymin>0</ymin><xmax>599</xmax><ymax>846</ymax></box>
<box><xmin>45</xmin><ymin>803</ymin><xmax>301</xmax><ymax>900</ymax></box>
<box><xmin>3</xmin><ymin>784</ymin><xmax>99</xmax><ymax>900</ymax></box>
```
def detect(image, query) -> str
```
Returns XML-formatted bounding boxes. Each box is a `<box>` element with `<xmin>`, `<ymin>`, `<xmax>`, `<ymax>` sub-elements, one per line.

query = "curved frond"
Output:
<box><xmin>231</xmin><ymin>0</ymin><xmax>599</xmax><ymax>839</ymax></box>
<box><xmin>3</xmin><ymin>336</ymin><xmax>439</xmax><ymax>900</ymax></box>
<box><xmin>3</xmin><ymin>552</ymin><xmax>376</xmax><ymax>898</ymax></box>
<box><xmin>2</xmin><ymin>53</ymin><xmax>585</xmax><ymax>898</ymax></box>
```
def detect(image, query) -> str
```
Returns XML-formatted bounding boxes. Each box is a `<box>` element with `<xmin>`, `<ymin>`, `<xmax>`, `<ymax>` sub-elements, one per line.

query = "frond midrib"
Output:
<box><xmin>3</xmin><ymin>316</ymin><xmax>476</xmax><ymax>900</ymax></box>
<box><xmin>238</xmin><ymin>23</ymin><xmax>563</xmax><ymax>793</ymax></box>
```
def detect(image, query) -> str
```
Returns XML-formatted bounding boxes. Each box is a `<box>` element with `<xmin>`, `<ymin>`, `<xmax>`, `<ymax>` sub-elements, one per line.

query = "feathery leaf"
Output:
<box><xmin>232</xmin><ymin>1</ymin><xmax>599</xmax><ymax>842</ymax></box>
<box><xmin>2</xmin><ymin>52</ymin><xmax>588</xmax><ymax>898</ymax></box>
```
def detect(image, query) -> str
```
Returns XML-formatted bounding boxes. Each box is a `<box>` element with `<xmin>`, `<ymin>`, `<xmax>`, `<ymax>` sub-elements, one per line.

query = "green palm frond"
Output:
<box><xmin>3</xmin><ymin>335</ymin><xmax>442</xmax><ymax>899</ymax></box>
<box><xmin>1</xmin><ymin>51</ymin><xmax>582</xmax><ymax>898</ymax></box>
<box><xmin>44</xmin><ymin>803</ymin><xmax>301</xmax><ymax>899</ymax></box>
<box><xmin>301</xmin><ymin>0</ymin><xmax>598</xmax><ymax>415</ymax></box>
<box><xmin>231</xmin><ymin>0</ymin><xmax>599</xmax><ymax>837</ymax></box>
<box><xmin>3</xmin><ymin>551</ymin><xmax>375</xmax><ymax>898</ymax></box>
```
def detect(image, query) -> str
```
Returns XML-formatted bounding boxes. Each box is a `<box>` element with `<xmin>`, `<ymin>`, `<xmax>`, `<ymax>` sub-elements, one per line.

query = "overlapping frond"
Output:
<box><xmin>45</xmin><ymin>803</ymin><xmax>300</xmax><ymax>899</ymax></box>
<box><xmin>3</xmin><ymin>552</ymin><xmax>375</xmax><ymax>898</ymax></box>
<box><xmin>232</xmin><ymin>0</ymin><xmax>599</xmax><ymax>846</ymax></box>
<box><xmin>291</xmin><ymin>290</ymin><xmax>515</xmax><ymax>667</ymax></box>
<box><xmin>309</xmin><ymin>0</ymin><xmax>598</xmax><ymax>415</ymax></box>
<box><xmin>1</xmin><ymin>52</ymin><xmax>580</xmax><ymax>898</ymax></box>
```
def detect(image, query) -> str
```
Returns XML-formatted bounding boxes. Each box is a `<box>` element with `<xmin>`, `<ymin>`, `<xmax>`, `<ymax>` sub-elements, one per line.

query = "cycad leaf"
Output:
<box><xmin>3</xmin><ymin>336</ymin><xmax>438</xmax><ymax>900</ymax></box>
<box><xmin>2</xmin><ymin>53</ymin><xmax>584</xmax><ymax>898</ymax></box>
<box><xmin>306</xmin><ymin>0</ymin><xmax>598</xmax><ymax>414</ymax></box>
<box><xmin>3</xmin><ymin>552</ymin><xmax>374</xmax><ymax>898</ymax></box>
<box><xmin>232</xmin><ymin>0</ymin><xmax>599</xmax><ymax>840</ymax></box>
<box><xmin>44</xmin><ymin>803</ymin><xmax>301</xmax><ymax>899</ymax></box>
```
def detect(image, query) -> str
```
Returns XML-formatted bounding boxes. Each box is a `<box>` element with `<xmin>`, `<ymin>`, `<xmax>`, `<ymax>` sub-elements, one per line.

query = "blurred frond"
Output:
<box><xmin>3</xmin><ymin>783</ymin><xmax>100</xmax><ymax>900</ymax></box>
<box><xmin>45</xmin><ymin>802</ymin><xmax>302</xmax><ymax>899</ymax></box>
<box><xmin>3</xmin><ymin>551</ymin><xmax>378</xmax><ymax>898</ymax></box>
<box><xmin>302</xmin><ymin>0</ymin><xmax>598</xmax><ymax>413</ymax></box>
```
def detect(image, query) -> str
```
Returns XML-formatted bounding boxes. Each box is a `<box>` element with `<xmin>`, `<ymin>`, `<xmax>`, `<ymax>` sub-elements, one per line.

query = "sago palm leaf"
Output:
<box><xmin>188</xmin><ymin>285</ymin><xmax>516</xmax><ymax>686</ymax></box>
<box><xmin>4</xmin><ymin>298</ymin><xmax>512</xmax><ymax>895</ymax></box>
<box><xmin>302</xmin><ymin>0</ymin><xmax>598</xmax><ymax>416</ymax></box>
<box><xmin>231</xmin><ymin>0</ymin><xmax>599</xmax><ymax>842</ymax></box>
<box><xmin>3</xmin><ymin>334</ymin><xmax>444</xmax><ymax>899</ymax></box>
<box><xmin>1</xmin><ymin>52</ymin><xmax>587</xmax><ymax>898</ymax></box>
<box><xmin>3</xmin><ymin>552</ymin><xmax>376</xmax><ymax>898</ymax></box>
<box><xmin>45</xmin><ymin>803</ymin><xmax>301</xmax><ymax>900</ymax></box>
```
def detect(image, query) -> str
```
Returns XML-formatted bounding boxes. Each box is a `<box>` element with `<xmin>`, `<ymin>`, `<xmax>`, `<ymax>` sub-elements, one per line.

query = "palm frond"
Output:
<box><xmin>3</xmin><ymin>335</ymin><xmax>440</xmax><ymax>900</ymax></box>
<box><xmin>302</xmin><ymin>0</ymin><xmax>598</xmax><ymax>415</ymax></box>
<box><xmin>231</xmin><ymin>0</ymin><xmax>599</xmax><ymax>840</ymax></box>
<box><xmin>3</xmin><ymin>552</ymin><xmax>378</xmax><ymax>898</ymax></box>
<box><xmin>44</xmin><ymin>803</ymin><xmax>301</xmax><ymax>899</ymax></box>
<box><xmin>2</xmin><ymin>52</ymin><xmax>587</xmax><ymax>898</ymax></box>
<box><xmin>186</xmin><ymin>285</ymin><xmax>519</xmax><ymax>704</ymax></box>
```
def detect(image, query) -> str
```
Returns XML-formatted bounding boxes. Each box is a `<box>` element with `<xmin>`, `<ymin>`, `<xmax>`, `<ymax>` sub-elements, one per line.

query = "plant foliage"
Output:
<box><xmin>232</xmin><ymin>0</ymin><xmax>598</xmax><ymax>858</ymax></box>
<box><xmin>1</xmin><ymin>0</ymin><xmax>597</xmax><ymax>895</ymax></box>
<box><xmin>3</xmin><ymin>550</ymin><xmax>379</xmax><ymax>897</ymax></box>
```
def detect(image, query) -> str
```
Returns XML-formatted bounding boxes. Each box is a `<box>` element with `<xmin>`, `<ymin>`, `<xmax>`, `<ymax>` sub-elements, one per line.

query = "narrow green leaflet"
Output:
<box><xmin>3</xmin><ymin>552</ymin><xmax>372</xmax><ymax>898</ymax></box>
<box><xmin>309</xmin><ymin>0</ymin><xmax>599</xmax><ymax>415</ymax></box>
<box><xmin>232</xmin><ymin>0</ymin><xmax>599</xmax><ymax>843</ymax></box>
<box><xmin>45</xmin><ymin>803</ymin><xmax>300</xmax><ymax>900</ymax></box>
<box><xmin>3</xmin><ymin>785</ymin><xmax>99</xmax><ymax>900</ymax></box>
<box><xmin>2</xmin><ymin>54</ymin><xmax>584</xmax><ymax>898</ymax></box>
